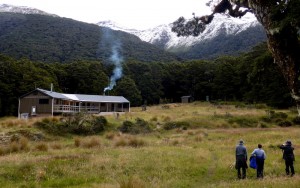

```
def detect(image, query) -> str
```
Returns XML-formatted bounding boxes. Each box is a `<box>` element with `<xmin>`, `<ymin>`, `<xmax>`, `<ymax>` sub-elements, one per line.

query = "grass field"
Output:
<box><xmin>0</xmin><ymin>102</ymin><xmax>299</xmax><ymax>187</ymax></box>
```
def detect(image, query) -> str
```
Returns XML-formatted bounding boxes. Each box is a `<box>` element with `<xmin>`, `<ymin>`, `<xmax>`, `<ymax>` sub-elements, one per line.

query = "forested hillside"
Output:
<box><xmin>0</xmin><ymin>43</ymin><xmax>293</xmax><ymax>117</ymax></box>
<box><xmin>0</xmin><ymin>13</ymin><xmax>179</xmax><ymax>63</ymax></box>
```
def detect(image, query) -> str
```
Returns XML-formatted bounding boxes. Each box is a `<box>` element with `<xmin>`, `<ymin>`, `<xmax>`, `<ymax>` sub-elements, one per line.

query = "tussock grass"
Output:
<box><xmin>34</xmin><ymin>142</ymin><xmax>48</xmax><ymax>152</ymax></box>
<box><xmin>74</xmin><ymin>136</ymin><xmax>102</xmax><ymax>148</ymax></box>
<box><xmin>114</xmin><ymin>135</ymin><xmax>147</xmax><ymax>148</ymax></box>
<box><xmin>0</xmin><ymin>102</ymin><xmax>299</xmax><ymax>187</ymax></box>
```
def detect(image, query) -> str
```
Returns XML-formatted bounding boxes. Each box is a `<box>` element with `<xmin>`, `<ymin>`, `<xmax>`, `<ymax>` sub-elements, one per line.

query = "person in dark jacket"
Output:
<box><xmin>251</xmin><ymin>144</ymin><xmax>266</xmax><ymax>178</ymax></box>
<box><xmin>236</xmin><ymin>139</ymin><xmax>248</xmax><ymax>179</ymax></box>
<box><xmin>279</xmin><ymin>140</ymin><xmax>295</xmax><ymax>176</ymax></box>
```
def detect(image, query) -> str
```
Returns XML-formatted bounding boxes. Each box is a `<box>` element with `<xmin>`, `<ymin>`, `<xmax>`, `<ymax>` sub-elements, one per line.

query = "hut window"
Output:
<box><xmin>39</xmin><ymin>99</ymin><xmax>49</xmax><ymax>104</ymax></box>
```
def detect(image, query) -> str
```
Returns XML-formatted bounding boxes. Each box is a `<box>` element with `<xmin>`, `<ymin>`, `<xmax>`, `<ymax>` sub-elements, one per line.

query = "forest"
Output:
<box><xmin>0</xmin><ymin>42</ymin><xmax>293</xmax><ymax>117</ymax></box>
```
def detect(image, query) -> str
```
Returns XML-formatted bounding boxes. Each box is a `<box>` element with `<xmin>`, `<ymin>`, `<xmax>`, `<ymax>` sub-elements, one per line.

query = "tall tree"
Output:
<box><xmin>172</xmin><ymin>0</ymin><xmax>300</xmax><ymax>113</ymax></box>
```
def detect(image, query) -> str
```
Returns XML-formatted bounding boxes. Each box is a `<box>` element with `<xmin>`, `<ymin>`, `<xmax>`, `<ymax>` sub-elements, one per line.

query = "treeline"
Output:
<box><xmin>0</xmin><ymin>43</ymin><xmax>293</xmax><ymax>117</ymax></box>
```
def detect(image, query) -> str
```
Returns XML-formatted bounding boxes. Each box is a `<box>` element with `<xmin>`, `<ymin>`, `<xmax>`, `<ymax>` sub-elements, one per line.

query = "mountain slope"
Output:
<box><xmin>98</xmin><ymin>14</ymin><xmax>267</xmax><ymax>59</ymax></box>
<box><xmin>0</xmin><ymin>4</ymin><xmax>57</xmax><ymax>17</ymax></box>
<box><xmin>0</xmin><ymin>12</ymin><xmax>179</xmax><ymax>63</ymax></box>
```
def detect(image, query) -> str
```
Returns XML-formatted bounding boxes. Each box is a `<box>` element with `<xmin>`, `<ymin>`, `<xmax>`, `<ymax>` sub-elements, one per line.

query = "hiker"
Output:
<box><xmin>279</xmin><ymin>140</ymin><xmax>295</xmax><ymax>176</ymax></box>
<box><xmin>251</xmin><ymin>144</ymin><xmax>266</xmax><ymax>178</ymax></box>
<box><xmin>236</xmin><ymin>139</ymin><xmax>248</xmax><ymax>179</ymax></box>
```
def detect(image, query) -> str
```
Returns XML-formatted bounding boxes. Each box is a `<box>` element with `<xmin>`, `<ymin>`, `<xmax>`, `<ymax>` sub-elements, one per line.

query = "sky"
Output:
<box><xmin>0</xmin><ymin>0</ymin><xmax>212</xmax><ymax>30</ymax></box>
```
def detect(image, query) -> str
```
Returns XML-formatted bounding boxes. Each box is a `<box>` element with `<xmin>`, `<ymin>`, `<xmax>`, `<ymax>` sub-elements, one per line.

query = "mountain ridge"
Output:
<box><xmin>1</xmin><ymin>3</ymin><xmax>267</xmax><ymax>60</ymax></box>
<box><xmin>0</xmin><ymin>4</ymin><xmax>57</xmax><ymax>17</ymax></box>
<box><xmin>98</xmin><ymin>13</ymin><xmax>267</xmax><ymax>59</ymax></box>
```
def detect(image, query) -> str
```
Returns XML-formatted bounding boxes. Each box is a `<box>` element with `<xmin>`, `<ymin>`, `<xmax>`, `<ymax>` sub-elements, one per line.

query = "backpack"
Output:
<box><xmin>250</xmin><ymin>156</ymin><xmax>257</xmax><ymax>169</ymax></box>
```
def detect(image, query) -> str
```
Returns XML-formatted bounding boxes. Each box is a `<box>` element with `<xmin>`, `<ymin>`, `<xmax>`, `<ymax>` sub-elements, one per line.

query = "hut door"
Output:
<box><xmin>31</xmin><ymin>106</ymin><xmax>36</xmax><ymax>116</ymax></box>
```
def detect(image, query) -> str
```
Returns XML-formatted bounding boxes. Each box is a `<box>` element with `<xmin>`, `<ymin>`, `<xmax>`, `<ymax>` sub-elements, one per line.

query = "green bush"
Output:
<box><xmin>292</xmin><ymin>116</ymin><xmax>300</xmax><ymax>125</ymax></box>
<box><xmin>278</xmin><ymin>120</ymin><xmax>292</xmax><ymax>127</ymax></box>
<box><xmin>35</xmin><ymin>113</ymin><xmax>107</xmax><ymax>135</ymax></box>
<box><xmin>163</xmin><ymin>121</ymin><xmax>190</xmax><ymax>130</ymax></box>
<box><xmin>119</xmin><ymin>118</ymin><xmax>152</xmax><ymax>134</ymax></box>
<box><xmin>227</xmin><ymin>117</ymin><xmax>258</xmax><ymax>127</ymax></box>
<box><xmin>262</xmin><ymin>111</ymin><xmax>288</xmax><ymax>124</ymax></box>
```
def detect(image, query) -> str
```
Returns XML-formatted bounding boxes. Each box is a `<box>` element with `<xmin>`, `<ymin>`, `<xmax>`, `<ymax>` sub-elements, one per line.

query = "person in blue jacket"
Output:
<box><xmin>236</xmin><ymin>139</ymin><xmax>248</xmax><ymax>179</ymax></box>
<box><xmin>251</xmin><ymin>144</ymin><xmax>266</xmax><ymax>178</ymax></box>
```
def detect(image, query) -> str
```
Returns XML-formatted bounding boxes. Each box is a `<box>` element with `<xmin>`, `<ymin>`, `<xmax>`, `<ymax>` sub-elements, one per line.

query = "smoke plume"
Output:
<box><xmin>100</xmin><ymin>28</ymin><xmax>124</xmax><ymax>93</ymax></box>
<box><xmin>103</xmin><ymin>44</ymin><xmax>123</xmax><ymax>92</ymax></box>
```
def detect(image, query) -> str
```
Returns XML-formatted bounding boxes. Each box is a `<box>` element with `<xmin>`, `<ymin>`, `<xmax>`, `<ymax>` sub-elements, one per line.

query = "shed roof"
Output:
<box><xmin>181</xmin><ymin>96</ymin><xmax>192</xmax><ymax>98</ymax></box>
<box><xmin>30</xmin><ymin>88</ymin><xmax>129</xmax><ymax>103</ymax></box>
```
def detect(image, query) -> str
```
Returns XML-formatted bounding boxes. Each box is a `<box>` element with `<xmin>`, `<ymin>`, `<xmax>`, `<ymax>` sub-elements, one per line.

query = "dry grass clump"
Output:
<box><xmin>171</xmin><ymin>139</ymin><xmax>180</xmax><ymax>146</ymax></box>
<box><xmin>82</xmin><ymin>137</ymin><xmax>101</xmax><ymax>148</ymax></box>
<box><xmin>74</xmin><ymin>137</ymin><xmax>81</xmax><ymax>147</ymax></box>
<box><xmin>114</xmin><ymin>137</ymin><xmax>127</xmax><ymax>147</ymax></box>
<box><xmin>162</xmin><ymin>116</ymin><xmax>171</xmax><ymax>122</ymax></box>
<box><xmin>150</xmin><ymin>116</ymin><xmax>158</xmax><ymax>122</ymax></box>
<box><xmin>74</xmin><ymin>137</ymin><xmax>101</xmax><ymax>148</ymax></box>
<box><xmin>50</xmin><ymin>142</ymin><xmax>63</xmax><ymax>150</ymax></box>
<box><xmin>105</xmin><ymin>132</ymin><xmax>119</xmax><ymax>140</ymax></box>
<box><xmin>127</xmin><ymin>137</ymin><xmax>146</xmax><ymax>148</ymax></box>
<box><xmin>0</xmin><ymin>136</ymin><xmax>31</xmax><ymax>154</ymax></box>
<box><xmin>194</xmin><ymin>134</ymin><xmax>203</xmax><ymax>142</ymax></box>
<box><xmin>118</xmin><ymin>176</ymin><xmax>146</xmax><ymax>188</ymax></box>
<box><xmin>35</xmin><ymin>142</ymin><xmax>48</xmax><ymax>152</ymax></box>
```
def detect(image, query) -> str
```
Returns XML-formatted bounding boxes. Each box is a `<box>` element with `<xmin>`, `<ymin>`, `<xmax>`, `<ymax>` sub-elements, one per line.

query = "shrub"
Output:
<box><xmin>119</xmin><ymin>118</ymin><xmax>152</xmax><ymax>134</ymax></box>
<box><xmin>278</xmin><ymin>120</ymin><xmax>292</xmax><ymax>127</ymax></box>
<box><xmin>259</xmin><ymin>123</ymin><xmax>268</xmax><ymax>128</ymax></box>
<box><xmin>255</xmin><ymin>104</ymin><xmax>268</xmax><ymax>109</ymax></box>
<box><xmin>227</xmin><ymin>117</ymin><xmax>258</xmax><ymax>127</ymax></box>
<box><xmin>163</xmin><ymin>121</ymin><xmax>190</xmax><ymax>130</ymax></box>
<box><xmin>92</xmin><ymin>116</ymin><xmax>107</xmax><ymax>133</ymax></box>
<box><xmin>150</xmin><ymin>116</ymin><xmax>158</xmax><ymax>122</ymax></box>
<box><xmin>265</xmin><ymin>110</ymin><xmax>288</xmax><ymax>119</ymax></box>
<box><xmin>292</xmin><ymin>116</ymin><xmax>300</xmax><ymax>125</ymax></box>
<box><xmin>274</xmin><ymin>112</ymin><xmax>288</xmax><ymax>119</ymax></box>
<box><xmin>35</xmin><ymin>113</ymin><xmax>108</xmax><ymax>135</ymax></box>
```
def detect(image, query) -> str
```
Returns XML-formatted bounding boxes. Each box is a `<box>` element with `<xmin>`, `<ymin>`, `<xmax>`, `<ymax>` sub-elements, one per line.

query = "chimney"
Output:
<box><xmin>50</xmin><ymin>83</ymin><xmax>53</xmax><ymax>92</ymax></box>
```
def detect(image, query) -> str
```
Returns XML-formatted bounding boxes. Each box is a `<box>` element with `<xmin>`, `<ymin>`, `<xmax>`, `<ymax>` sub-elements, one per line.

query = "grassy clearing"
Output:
<box><xmin>0</xmin><ymin>102</ymin><xmax>299</xmax><ymax>187</ymax></box>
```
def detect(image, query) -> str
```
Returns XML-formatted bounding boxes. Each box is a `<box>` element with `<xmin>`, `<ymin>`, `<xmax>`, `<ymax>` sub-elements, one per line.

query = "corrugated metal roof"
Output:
<box><xmin>37</xmin><ymin>88</ymin><xmax>70</xmax><ymax>100</ymax></box>
<box><xmin>37</xmin><ymin>88</ymin><xmax>129</xmax><ymax>103</ymax></box>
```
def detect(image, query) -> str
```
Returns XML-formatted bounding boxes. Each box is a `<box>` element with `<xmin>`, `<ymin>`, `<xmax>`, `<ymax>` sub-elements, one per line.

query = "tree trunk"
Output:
<box><xmin>250</xmin><ymin>3</ymin><xmax>300</xmax><ymax>115</ymax></box>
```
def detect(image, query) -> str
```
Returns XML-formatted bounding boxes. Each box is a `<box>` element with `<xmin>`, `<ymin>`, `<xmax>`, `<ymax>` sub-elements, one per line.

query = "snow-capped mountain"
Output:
<box><xmin>98</xmin><ymin>13</ymin><xmax>267</xmax><ymax>59</ymax></box>
<box><xmin>0</xmin><ymin>4</ymin><xmax>57</xmax><ymax>17</ymax></box>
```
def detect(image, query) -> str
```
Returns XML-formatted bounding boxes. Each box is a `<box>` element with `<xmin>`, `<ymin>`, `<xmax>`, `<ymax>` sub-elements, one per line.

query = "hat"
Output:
<box><xmin>239</xmin><ymin>139</ymin><xmax>244</xmax><ymax>144</ymax></box>
<box><xmin>286</xmin><ymin>140</ymin><xmax>292</xmax><ymax>145</ymax></box>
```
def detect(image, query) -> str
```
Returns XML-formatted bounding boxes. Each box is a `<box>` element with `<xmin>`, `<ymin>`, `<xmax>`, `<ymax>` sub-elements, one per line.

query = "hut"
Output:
<box><xmin>181</xmin><ymin>96</ymin><xmax>193</xmax><ymax>103</ymax></box>
<box><xmin>18</xmin><ymin>88</ymin><xmax>130</xmax><ymax>117</ymax></box>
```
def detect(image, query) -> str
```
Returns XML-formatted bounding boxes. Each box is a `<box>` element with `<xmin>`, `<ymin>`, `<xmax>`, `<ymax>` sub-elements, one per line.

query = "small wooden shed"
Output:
<box><xmin>18</xmin><ymin>88</ymin><xmax>130</xmax><ymax>117</ymax></box>
<box><xmin>181</xmin><ymin>96</ymin><xmax>193</xmax><ymax>103</ymax></box>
